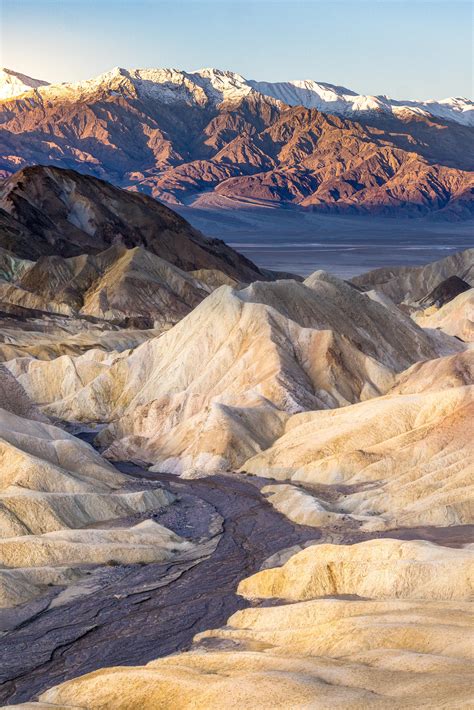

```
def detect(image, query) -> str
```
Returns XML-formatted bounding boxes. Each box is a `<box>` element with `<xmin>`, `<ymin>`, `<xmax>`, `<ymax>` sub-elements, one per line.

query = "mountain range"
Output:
<box><xmin>1</xmin><ymin>67</ymin><xmax>473</xmax><ymax>218</ymax></box>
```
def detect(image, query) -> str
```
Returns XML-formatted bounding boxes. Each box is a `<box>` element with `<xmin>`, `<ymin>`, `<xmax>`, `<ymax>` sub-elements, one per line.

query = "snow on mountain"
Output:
<box><xmin>250</xmin><ymin>78</ymin><xmax>473</xmax><ymax>126</ymax></box>
<box><xmin>0</xmin><ymin>68</ymin><xmax>49</xmax><ymax>99</ymax></box>
<box><xmin>1</xmin><ymin>66</ymin><xmax>254</xmax><ymax>107</ymax></box>
<box><xmin>1</xmin><ymin>65</ymin><xmax>472</xmax><ymax>126</ymax></box>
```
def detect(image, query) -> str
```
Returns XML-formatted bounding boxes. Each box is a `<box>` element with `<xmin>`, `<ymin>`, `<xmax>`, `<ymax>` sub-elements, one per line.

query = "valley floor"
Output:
<box><xmin>178</xmin><ymin>204</ymin><xmax>474</xmax><ymax>277</ymax></box>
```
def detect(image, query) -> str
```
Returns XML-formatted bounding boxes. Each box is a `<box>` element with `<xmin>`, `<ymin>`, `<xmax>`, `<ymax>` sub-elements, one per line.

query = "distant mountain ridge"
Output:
<box><xmin>1</xmin><ymin>66</ymin><xmax>472</xmax><ymax>125</ymax></box>
<box><xmin>1</xmin><ymin>66</ymin><xmax>473</xmax><ymax>218</ymax></box>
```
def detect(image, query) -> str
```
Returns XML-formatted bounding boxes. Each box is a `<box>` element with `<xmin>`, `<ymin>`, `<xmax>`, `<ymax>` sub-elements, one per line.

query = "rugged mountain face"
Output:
<box><xmin>0</xmin><ymin>68</ymin><xmax>48</xmax><ymax>100</ymax></box>
<box><xmin>0</xmin><ymin>165</ymin><xmax>279</xmax><ymax>366</ymax></box>
<box><xmin>0</xmin><ymin>166</ymin><xmax>268</xmax><ymax>281</ymax></box>
<box><xmin>0</xmin><ymin>166</ymin><xmax>279</xmax><ymax>363</ymax></box>
<box><xmin>2</xmin><ymin>66</ymin><xmax>472</xmax><ymax>124</ymax></box>
<box><xmin>0</xmin><ymin>60</ymin><xmax>471</xmax><ymax>706</ymax></box>
<box><xmin>0</xmin><ymin>68</ymin><xmax>473</xmax><ymax>218</ymax></box>
<box><xmin>418</xmin><ymin>275</ymin><xmax>471</xmax><ymax>308</ymax></box>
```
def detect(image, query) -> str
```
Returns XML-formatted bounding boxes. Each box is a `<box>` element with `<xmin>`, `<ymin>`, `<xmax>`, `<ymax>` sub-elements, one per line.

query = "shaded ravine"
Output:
<box><xmin>0</xmin><ymin>466</ymin><xmax>321</xmax><ymax>705</ymax></box>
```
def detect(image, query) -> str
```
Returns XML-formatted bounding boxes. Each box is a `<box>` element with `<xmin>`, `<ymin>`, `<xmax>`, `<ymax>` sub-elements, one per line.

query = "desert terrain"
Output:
<box><xmin>0</xmin><ymin>164</ymin><xmax>471</xmax><ymax>707</ymax></box>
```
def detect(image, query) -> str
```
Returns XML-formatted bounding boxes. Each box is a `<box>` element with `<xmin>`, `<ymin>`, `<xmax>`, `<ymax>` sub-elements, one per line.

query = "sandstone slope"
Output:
<box><xmin>0</xmin><ymin>367</ymin><xmax>187</xmax><ymax>607</ymax></box>
<box><xmin>238</xmin><ymin>538</ymin><xmax>474</xmax><ymax>601</ymax></box>
<box><xmin>413</xmin><ymin>288</ymin><xmax>474</xmax><ymax>342</ymax></box>
<box><xmin>1</xmin><ymin>249</ymin><xmax>473</xmax><ymax>707</ymax></box>
<box><xmin>388</xmin><ymin>349</ymin><xmax>474</xmax><ymax>394</ymax></box>
<box><xmin>0</xmin><ymin>244</ymin><xmax>209</xmax><ymax>329</ymax></box>
<box><xmin>0</xmin><ymin>315</ymin><xmax>158</xmax><ymax>361</ymax></box>
<box><xmin>245</xmin><ymin>352</ymin><xmax>474</xmax><ymax>532</ymax></box>
<box><xmin>352</xmin><ymin>247</ymin><xmax>473</xmax><ymax>304</ymax></box>
<box><xmin>242</xmin><ymin>369</ymin><xmax>473</xmax><ymax>528</ymax></box>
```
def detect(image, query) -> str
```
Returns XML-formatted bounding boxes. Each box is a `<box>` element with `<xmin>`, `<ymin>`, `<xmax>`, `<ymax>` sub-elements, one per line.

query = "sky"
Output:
<box><xmin>1</xmin><ymin>0</ymin><xmax>472</xmax><ymax>100</ymax></box>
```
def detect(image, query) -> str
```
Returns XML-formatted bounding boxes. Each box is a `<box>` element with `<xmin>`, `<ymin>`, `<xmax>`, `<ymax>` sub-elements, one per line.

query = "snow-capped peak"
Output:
<box><xmin>1</xmin><ymin>66</ymin><xmax>472</xmax><ymax>126</ymax></box>
<box><xmin>192</xmin><ymin>67</ymin><xmax>254</xmax><ymax>103</ymax></box>
<box><xmin>248</xmin><ymin>78</ymin><xmax>474</xmax><ymax>126</ymax></box>
<box><xmin>0</xmin><ymin>68</ymin><xmax>49</xmax><ymax>100</ymax></box>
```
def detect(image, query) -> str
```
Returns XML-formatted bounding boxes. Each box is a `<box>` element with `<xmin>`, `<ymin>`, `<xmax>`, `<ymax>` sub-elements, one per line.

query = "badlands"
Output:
<box><xmin>0</xmin><ymin>166</ymin><xmax>472</xmax><ymax>708</ymax></box>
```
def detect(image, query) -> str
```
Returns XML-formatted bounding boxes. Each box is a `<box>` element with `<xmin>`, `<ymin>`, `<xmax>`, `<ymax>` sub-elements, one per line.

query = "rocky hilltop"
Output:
<box><xmin>0</xmin><ymin>165</ymin><xmax>268</xmax><ymax>280</ymax></box>
<box><xmin>0</xmin><ymin>67</ymin><xmax>473</xmax><ymax>218</ymax></box>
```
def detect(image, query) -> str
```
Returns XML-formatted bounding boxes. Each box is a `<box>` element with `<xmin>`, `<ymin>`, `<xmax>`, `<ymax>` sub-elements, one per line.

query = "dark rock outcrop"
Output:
<box><xmin>418</xmin><ymin>275</ymin><xmax>472</xmax><ymax>308</ymax></box>
<box><xmin>0</xmin><ymin>166</ymin><xmax>266</xmax><ymax>281</ymax></box>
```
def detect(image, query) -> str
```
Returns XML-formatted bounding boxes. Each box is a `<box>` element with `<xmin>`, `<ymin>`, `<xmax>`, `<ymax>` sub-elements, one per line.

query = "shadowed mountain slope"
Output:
<box><xmin>0</xmin><ymin>244</ymin><xmax>210</xmax><ymax>329</ymax></box>
<box><xmin>0</xmin><ymin>166</ymin><xmax>268</xmax><ymax>282</ymax></box>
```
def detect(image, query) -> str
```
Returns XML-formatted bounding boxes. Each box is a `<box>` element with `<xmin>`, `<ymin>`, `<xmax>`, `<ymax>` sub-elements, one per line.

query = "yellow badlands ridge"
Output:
<box><xmin>243</xmin><ymin>384</ymin><xmax>474</xmax><ymax>528</ymax></box>
<box><xmin>237</xmin><ymin>539</ymin><xmax>474</xmax><ymax>601</ymax></box>
<box><xmin>413</xmin><ymin>288</ymin><xmax>474</xmax><ymax>342</ymax></box>
<box><xmin>7</xmin><ymin>271</ymin><xmax>459</xmax><ymax>476</ymax></box>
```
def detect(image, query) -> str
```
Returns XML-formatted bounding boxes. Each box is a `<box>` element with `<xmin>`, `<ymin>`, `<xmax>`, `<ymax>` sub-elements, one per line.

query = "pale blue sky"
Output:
<box><xmin>1</xmin><ymin>0</ymin><xmax>472</xmax><ymax>99</ymax></box>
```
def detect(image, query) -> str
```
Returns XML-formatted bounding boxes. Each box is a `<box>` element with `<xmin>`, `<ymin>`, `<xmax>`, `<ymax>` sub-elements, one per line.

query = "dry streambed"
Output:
<box><xmin>0</xmin><ymin>467</ymin><xmax>321</xmax><ymax>704</ymax></box>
